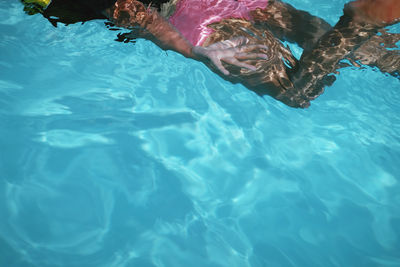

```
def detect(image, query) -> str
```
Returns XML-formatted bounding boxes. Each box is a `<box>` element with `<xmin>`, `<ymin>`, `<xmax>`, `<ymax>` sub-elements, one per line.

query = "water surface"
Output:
<box><xmin>0</xmin><ymin>1</ymin><xmax>399</xmax><ymax>266</ymax></box>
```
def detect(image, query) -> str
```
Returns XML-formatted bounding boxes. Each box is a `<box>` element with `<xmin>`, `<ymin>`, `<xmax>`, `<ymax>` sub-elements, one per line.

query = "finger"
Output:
<box><xmin>231</xmin><ymin>36</ymin><xmax>250</xmax><ymax>46</ymax></box>
<box><xmin>235</xmin><ymin>52</ymin><xmax>268</xmax><ymax>60</ymax></box>
<box><xmin>223</xmin><ymin>58</ymin><xmax>257</xmax><ymax>71</ymax></box>
<box><xmin>239</xmin><ymin>44</ymin><xmax>269</xmax><ymax>52</ymax></box>
<box><xmin>213</xmin><ymin>59</ymin><xmax>230</xmax><ymax>75</ymax></box>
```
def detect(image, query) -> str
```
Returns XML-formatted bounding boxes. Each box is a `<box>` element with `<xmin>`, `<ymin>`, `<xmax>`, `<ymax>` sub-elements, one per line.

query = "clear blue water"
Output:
<box><xmin>1</xmin><ymin>0</ymin><xmax>400</xmax><ymax>266</ymax></box>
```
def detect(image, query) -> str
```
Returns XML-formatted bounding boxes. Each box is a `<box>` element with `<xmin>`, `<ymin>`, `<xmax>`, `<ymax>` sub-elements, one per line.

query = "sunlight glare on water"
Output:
<box><xmin>0</xmin><ymin>0</ymin><xmax>399</xmax><ymax>266</ymax></box>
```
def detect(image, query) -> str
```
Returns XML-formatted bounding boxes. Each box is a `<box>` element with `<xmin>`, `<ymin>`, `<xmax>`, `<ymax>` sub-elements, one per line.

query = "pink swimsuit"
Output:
<box><xmin>168</xmin><ymin>0</ymin><xmax>269</xmax><ymax>46</ymax></box>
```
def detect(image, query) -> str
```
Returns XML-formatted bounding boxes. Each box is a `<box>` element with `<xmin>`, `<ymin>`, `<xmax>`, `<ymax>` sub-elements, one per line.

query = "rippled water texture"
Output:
<box><xmin>1</xmin><ymin>1</ymin><xmax>400</xmax><ymax>266</ymax></box>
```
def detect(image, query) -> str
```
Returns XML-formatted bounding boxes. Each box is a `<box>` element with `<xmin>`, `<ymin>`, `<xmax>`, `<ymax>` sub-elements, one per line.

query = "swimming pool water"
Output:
<box><xmin>0</xmin><ymin>0</ymin><xmax>400</xmax><ymax>266</ymax></box>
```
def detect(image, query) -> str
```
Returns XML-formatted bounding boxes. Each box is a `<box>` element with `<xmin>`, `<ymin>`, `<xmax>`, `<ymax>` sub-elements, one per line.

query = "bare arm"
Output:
<box><xmin>103</xmin><ymin>0</ymin><xmax>268</xmax><ymax>75</ymax></box>
<box><xmin>251</xmin><ymin>0</ymin><xmax>332</xmax><ymax>51</ymax></box>
<box><xmin>104</xmin><ymin>0</ymin><xmax>195</xmax><ymax>58</ymax></box>
<box><xmin>280</xmin><ymin>0</ymin><xmax>400</xmax><ymax>107</ymax></box>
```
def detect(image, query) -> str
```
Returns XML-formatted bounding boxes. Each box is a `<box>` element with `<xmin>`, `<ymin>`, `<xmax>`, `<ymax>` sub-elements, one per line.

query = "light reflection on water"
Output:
<box><xmin>1</xmin><ymin>1</ymin><xmax>400</xmax><ymax>267</ymax></box>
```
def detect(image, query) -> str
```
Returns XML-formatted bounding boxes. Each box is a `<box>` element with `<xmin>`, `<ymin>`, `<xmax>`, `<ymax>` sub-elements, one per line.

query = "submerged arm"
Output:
<box><xmin>280</xmin><ymin>0</ymin><xmax>400</xmax><ymax>108</ymax></box>
<box><xmin>104</xmin><ymin>0</ymin><xmax>194</xmax><ymax>58</ymax></box>
<box><xmin>252</xmin><ymin>0</ymin><xmax>333</xmax><ymax>51</ymax></box>
<box><xmin>103</xmin><ymin>0</ymin><xmax>267</xmax><ymax>75</ymax></box>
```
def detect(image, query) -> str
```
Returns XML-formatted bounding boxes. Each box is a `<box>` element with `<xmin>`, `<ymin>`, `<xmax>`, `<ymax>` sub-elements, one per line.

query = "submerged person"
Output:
<box><xmin>21</xmin><ymin>0</ymin><xmax>400</xmax><ymax>108</ymax></box>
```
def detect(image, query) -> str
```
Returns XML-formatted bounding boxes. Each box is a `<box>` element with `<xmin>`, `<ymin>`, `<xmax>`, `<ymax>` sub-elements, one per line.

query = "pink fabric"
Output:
<box><xmin>168</xmin><ymin>0</ymin><xmax>269</xmax><ymax>46</ymax></box>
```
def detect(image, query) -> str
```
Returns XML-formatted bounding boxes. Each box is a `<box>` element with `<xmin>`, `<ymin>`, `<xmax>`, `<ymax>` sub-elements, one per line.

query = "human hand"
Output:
<box><xmin>192</xmin><ymin>37</ymin><xmax>269</xmax><ymax>76</ymax></box>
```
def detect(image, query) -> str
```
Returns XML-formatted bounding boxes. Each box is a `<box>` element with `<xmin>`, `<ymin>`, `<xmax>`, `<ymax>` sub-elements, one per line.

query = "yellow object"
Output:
<box><xmin>23</xmin><ymin>0</ymin><xmax>51</xmax><ymax>8</ymax></box>
<box><xmin>21</xmin><ymin>0</ymin><xmax>51</xmax><ymax>15</ymax></box>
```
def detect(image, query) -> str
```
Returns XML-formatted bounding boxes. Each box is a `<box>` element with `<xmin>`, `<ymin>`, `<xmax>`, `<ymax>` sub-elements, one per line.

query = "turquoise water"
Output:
<box><xmin>1</xmin><ymin>0</ymin><xmax>400</xmax><ymax>266</ymax></box>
